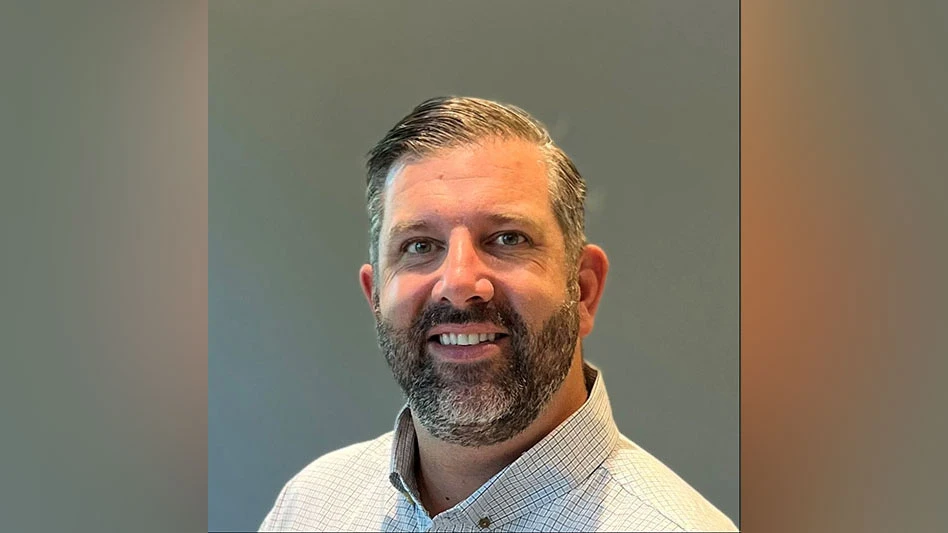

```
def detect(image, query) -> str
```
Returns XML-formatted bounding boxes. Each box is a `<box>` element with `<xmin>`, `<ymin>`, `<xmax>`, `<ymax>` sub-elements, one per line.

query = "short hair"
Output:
<box><xmin>365</xmin><ymin>96</ymin><xmax>587</xmax><ymax>268</ymax></box>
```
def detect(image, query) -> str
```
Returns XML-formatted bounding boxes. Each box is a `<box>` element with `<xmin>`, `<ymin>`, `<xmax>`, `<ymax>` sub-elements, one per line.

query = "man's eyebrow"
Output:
<box><xmin>387</xmin><ymin>220</ymin><xmax>433</xmax><ymax>241</ymax></box>
<box><xmin>386</xmin><ymin>214</ymin><xmax>546</xmax><ymax>242</ymax></box>
<box><xmin>486</xmin><ymin>213</ymin><xmax>545</xmax><ymax>234</ymax></box>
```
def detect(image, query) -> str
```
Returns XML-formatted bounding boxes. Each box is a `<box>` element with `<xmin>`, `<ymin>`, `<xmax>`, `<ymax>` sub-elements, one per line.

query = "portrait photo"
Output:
<box><xmin>209</xmin><ymin>1</ymin><xmax>738</xmax><ymax>531</ymax></box>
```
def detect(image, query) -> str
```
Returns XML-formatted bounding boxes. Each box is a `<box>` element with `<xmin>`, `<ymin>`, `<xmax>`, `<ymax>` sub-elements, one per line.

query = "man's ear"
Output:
<box><xmin>576</xmin><ymin>245</ymin><xmax>609</xmax><ymax>338</ymax></box>
<box><xmin>359</xmin><ymin>264</ymin><xmax>375</xmax><ymax>310</ymax></box>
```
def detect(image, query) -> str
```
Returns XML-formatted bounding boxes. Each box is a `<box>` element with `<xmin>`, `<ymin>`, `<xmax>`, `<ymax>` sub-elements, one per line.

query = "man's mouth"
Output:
<box><xmin>427</xmin><ymin>333</ymin><xmax>509</xmax><ymax>346</ymax></box>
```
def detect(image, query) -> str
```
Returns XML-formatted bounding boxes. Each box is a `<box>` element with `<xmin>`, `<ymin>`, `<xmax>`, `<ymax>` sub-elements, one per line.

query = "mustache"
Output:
<box><xmin>411</xmin><ymin>301</ymin><xmax>517</xmax><ymax>337</ymax></box>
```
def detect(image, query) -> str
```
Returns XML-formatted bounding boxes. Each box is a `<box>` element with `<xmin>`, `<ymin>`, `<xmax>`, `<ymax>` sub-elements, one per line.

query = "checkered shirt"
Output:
<box><xmin>259</xmin><ymin>364</ymin><xmax>737</xmax><ymax>532</ymax></box>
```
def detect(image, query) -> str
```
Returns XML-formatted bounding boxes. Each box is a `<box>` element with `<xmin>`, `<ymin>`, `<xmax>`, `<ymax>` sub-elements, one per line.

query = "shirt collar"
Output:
<box><xmin>388</xmin><ymin>363</ymin><xmax>620</xmax><ymax>527</ymax></box>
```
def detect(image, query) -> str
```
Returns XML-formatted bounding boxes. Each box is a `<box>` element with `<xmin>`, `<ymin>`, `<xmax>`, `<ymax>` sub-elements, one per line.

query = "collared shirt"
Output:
<box><xmin>260</xmin><ymin>364</ymin><xmax>737</xmax><ymax>532</ymax></box>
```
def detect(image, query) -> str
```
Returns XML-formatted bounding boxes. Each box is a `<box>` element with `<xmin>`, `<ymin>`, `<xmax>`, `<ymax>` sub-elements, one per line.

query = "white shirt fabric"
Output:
<box><xmin>260</xmin><ymin>364</ymin><xmax>737</xmax><ymax>532</ymax></box>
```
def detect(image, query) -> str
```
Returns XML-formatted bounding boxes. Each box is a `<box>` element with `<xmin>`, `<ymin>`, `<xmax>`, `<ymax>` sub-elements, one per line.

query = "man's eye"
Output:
<box><xmin>405</xmin><ymin>240</ymin><xmax>434</xmax><ymax>254</ymax></box>
<box><xmin>494</xmin><ymin>232</ymin><xmax>527</xmax><ymax>246</ymax></box>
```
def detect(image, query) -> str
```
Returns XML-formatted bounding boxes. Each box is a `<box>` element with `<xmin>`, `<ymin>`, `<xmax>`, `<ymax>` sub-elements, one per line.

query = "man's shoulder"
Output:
<box><xmin>283</xmin><ymin>431</ymin><xmax>393</xmax><ymax>493</ymax></box>
<box><xmin>259</xmin><ymin>432</ymin><xmax>395</xmax><ymax>532</ymax></box>
<box><xmin>594</xmin><ymin>434</ymin><xmax>738</xmax><ymax>532</ymax></box>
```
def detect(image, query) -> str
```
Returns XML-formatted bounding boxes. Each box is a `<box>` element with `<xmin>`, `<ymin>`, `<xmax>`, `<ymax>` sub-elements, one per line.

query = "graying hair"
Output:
<box><xmin>365</xmin><ymin>96</ymin><xmax>587</xmax><ymax>268</ymax></box>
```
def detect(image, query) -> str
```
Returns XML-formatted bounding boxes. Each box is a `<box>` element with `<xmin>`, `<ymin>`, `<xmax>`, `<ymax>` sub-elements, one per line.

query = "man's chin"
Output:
<box><xmin>414</xmin><ymin>389</ymin><xmax>519</xmax><ymax>435</ymax></box>
<box><xmin>426</xmin><ymin>351</ymin><xmax>510</xmax><ymax>387</ymax></box>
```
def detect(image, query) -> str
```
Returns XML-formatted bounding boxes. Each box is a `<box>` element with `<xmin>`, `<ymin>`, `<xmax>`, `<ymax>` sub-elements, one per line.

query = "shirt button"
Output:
<box><xmin>477</xmin><ymin>517</ymin><xmax>491</xmax><ymax>528</ymax></box>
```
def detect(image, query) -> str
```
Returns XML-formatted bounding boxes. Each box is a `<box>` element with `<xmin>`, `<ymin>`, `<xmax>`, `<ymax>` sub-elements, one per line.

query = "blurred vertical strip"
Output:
<box><xmin>743</xmin><ymin>1</ymin><xmax>947</xmax><ymax>532</ymax></box>
<box><xmin>0</xmin><ymin>1</ymin><xmax>207</xmax><ymax>532</ymax></box>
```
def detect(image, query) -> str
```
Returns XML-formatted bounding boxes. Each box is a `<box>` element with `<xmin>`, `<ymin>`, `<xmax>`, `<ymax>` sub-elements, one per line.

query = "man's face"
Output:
<box><xmin>363</xmin><ymin>138</ymin><xmax>581</xmax><ymax>447</ymax></box>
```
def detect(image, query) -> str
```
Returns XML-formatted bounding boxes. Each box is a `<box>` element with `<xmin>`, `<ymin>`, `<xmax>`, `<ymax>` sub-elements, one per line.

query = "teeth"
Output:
<box><xmin>437</xmin><ymin>332</ymin><xmax>498</xmax><ymax>346</ymax></box>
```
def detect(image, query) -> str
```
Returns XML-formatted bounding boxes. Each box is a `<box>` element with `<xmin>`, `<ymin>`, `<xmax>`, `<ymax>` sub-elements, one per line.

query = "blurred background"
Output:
<box><xmin>209</xmin><ymin>1</ymin><xmax>738</xmax><ymax>531</ymax></box>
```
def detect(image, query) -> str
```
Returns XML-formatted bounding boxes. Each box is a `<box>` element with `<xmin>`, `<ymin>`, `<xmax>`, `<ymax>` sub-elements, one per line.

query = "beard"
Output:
<box><xmin>374</xmin><ymin>286</ymin><xmax>580</xmax><ymax>448</ymax></box>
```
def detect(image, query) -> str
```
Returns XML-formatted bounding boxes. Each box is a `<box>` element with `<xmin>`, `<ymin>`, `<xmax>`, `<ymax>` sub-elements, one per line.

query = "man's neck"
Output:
<box><xmin>412</xmin><ymin>352</ymin><xmax>589</xmax><ymax>516</ymax></box>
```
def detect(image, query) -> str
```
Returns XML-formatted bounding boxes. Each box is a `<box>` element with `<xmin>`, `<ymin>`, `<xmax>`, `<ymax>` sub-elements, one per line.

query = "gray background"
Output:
<box><xmin>209</xmin><ymin>1</ymin><xmax>738</xmax><ymax>531</ymax></box>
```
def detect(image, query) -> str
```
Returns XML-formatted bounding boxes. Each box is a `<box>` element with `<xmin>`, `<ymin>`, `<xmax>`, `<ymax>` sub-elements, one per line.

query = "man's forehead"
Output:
<box><xmin>383</xmin><ymin>139</ymin><xmax>547</xmax><ymax>190</ymax></box>
<box><xmin>381</xmin><ymin>151</ymin><xmax>552</xmax><ymax>230</ymax></box>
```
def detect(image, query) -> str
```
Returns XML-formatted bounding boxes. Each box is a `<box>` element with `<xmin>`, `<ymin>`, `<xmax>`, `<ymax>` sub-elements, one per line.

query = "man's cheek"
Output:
<box><xmin>383</xmin><ymin>286</ymin><xmax>428</xmax><ymax>325</ymax></box>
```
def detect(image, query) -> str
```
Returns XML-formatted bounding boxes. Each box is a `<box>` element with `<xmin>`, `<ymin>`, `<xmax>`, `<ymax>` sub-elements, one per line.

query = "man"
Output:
<box><xmin>260</xmin><ymin>96</ymin><xmax>736</xmax><ymax>532</ymax></box>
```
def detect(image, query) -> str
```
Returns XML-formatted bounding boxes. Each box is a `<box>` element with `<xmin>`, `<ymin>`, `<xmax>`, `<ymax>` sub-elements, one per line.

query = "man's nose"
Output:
<box><xmin>431</xmin><ymin>231</ymin><xmax>494</xmax><ymax>306</ymax></box>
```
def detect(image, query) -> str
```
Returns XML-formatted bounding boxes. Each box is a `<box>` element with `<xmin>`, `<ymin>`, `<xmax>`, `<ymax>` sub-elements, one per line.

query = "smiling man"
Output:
<box><xmin>259</xmin><ymin>97</ymin><xmax>736</xmax><ymax>532</ymax></box>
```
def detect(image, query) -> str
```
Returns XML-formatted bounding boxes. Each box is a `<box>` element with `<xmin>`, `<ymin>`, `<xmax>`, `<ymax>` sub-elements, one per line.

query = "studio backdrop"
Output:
<box><xmin>209</xmin><ymin>1</ymin><xmax>738</xmax><ymax>531</ymax></box>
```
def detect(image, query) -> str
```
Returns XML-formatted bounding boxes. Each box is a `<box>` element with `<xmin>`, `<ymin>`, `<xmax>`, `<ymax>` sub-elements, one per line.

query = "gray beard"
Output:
<box><xmin>374</xmin><ymin>291</ymin><xmax>580</xmax><ymax>448</ymax></box>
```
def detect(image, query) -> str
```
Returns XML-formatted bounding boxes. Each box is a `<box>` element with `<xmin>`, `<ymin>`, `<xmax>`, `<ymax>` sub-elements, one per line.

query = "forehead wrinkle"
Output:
<box><xmin>384</xmin><ymin>141</ymin><xmax>543</xmax><ymax>188</ymax></box>
<box><xmin>379</xmin><ymin>140</ymin><xmax>554</xmax><ymax>236</ymax></box>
